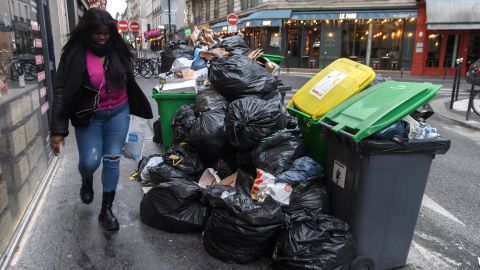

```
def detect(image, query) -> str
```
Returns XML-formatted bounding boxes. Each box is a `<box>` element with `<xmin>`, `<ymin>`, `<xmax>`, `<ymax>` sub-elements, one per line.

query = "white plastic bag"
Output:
<box><xmin>124</xmin><ymin>116</ymin><xmax>146</xmax><ymax>160</ymax></box>
<box><xmin>140</xmin><ymin>156</ymin><xmax>163</xmax><ymax>182</ymax></box>
<box><xmin>251</xmin><ymin>169</ymin><xmax>292</xmax><ymax>205</ymax></box>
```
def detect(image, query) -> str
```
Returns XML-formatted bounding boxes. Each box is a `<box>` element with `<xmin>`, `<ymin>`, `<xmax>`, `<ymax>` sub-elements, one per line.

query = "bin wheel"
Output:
<box><xmin>350</xmin><ymin>255</ymin><xmax>375</xmax><ymax>270</ymax></box>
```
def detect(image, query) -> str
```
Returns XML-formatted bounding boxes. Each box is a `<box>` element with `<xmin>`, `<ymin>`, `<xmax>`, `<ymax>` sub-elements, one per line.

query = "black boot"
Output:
<box><xmin>99</xmin><ymin>191</ymin><xmax>119</xmax><ymax>231</ymax></box>
<box><xmin>80</xmin><ymin>176</ymin><xmax>94</xmax><ymax>204</ymax></box>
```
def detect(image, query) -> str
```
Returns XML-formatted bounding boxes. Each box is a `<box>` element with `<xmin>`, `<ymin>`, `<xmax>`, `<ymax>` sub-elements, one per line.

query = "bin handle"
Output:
<box><xmin>318</xmin><ymin>121</ymin><xmax>355</xmax><ymax>141</ymax></box>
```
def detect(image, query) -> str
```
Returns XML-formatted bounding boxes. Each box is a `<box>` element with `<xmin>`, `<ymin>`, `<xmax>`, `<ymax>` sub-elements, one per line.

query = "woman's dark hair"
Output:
<box><xmin>63</xmin><ymin>8</ymin><xmax>132</xmax><ymax>58</ymax></box>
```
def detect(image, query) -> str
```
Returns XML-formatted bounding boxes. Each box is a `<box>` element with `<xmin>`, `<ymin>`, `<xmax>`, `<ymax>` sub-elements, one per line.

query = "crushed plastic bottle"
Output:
<box><xmin>404</xmin><ymin>116</ymin><xmax>440</xmax><ymax>140</ymax></box>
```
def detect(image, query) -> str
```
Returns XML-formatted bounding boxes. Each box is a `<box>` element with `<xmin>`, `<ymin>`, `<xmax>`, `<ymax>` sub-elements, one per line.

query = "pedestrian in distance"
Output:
<box><xmin>49</xmin><ymin>8</ymin><xmax>153</xmax><ymax>231</ymax></box>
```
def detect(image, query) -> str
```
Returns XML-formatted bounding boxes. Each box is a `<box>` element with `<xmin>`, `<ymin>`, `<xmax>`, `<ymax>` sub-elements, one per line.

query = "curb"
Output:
<box><xmin>430</xmin><ymin>98</ymin><xmax>480</xmax><ymax>131</ymax></box>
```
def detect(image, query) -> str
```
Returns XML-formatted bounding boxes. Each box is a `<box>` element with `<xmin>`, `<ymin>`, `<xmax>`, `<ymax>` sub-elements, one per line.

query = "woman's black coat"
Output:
<box><xmin>50</xmin><ymin>45</ymin><xmax>153</xmax><ymax>137</ymax></box>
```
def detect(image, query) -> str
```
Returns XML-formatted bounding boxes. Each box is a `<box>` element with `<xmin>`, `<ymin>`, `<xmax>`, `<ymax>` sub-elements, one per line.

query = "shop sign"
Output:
<box><xmin>339</xmin><ymin>13</ymin><xmax>357</xmax><ymax>19</ymax></box>
<box><xmin>228</xmin><ymin>25</ymin><xmax>237</xmax><ymax>33</ymax></box>
<box><xmin>35</xmin><ymin>55</ymin><xmax>43</xmax><ymax>65</ymax></box>
<box><xmin>222</xmin><ymin>26</ymin><xmax>228</xmax><ymax>31</ymax></box>
<box><xmin>37</xmin><ymin>71</ymin><xmax>45</xmax><ymax>82</ymax></box>
<box><xmin>40</xmin><ymin>87</ymin><xmax>47</xmax><ymax>98</ymax></box>
<box><xmin>31</xmin><ymin>20</ymin><xmax>39</xmax><ymax>31</ymax></box>
<box><xmin>34</xmin><ymin>38</ymin><xmax>42</xmax><ymax>48</ymax></box>
<box><xmin>130</xmin><ymin>21</ymin><xmax>140</xmax><ymax>32</ymax></box>
<box><xmin>118</xmin><ymin>20</ymin><xmax>129</xmax><ymax>31</ymax></box>
<box><xmin>41</xmin><ymin>102</ymin><xmax>49</xmax><ymax>115</ymax></box>
<box><xmin>416</xmin><ymin>42</ymin><xmax>424</xmax><ymax>53</ymax></box>
<box><xmin>246</xmin><ymin>22</ymin><xmax>251</xmax><ymax>27</ymax></box>
<box><xmin>262</xmin><ymin>20</ymin><xmax>271</xmax><ymax>26</ymax></box>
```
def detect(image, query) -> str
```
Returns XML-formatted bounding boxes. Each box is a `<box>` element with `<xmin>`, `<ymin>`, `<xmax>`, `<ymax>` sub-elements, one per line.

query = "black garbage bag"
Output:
<box><xmin>203</xmin><ymin>195</ymin><xmax>284</xmax><ymax>264</ymax></box>
<box><xmin>272</xmin><ymin>209</ymin><xmax>356</xmax><ymax>270</ymax></box>
<box><xmin>149</xmin><ymin>162</ymin><xmax>188</xmax><ymax>185</ymax></box>
<box><xmin>410</xmin><ymin>103</ymin><xmax>434</xmax><ymax>121</ymax></box>
<box><xmin>252</xmin><ymin>129</ymin><xmax>306</xmax><ymax>175</ymax></box>
<box><xmin>186</xmin><ymin>108</ymin><xmax>229</xmax><ymax>159</ymax></box>
<box><xmin>282</xmin><ymin>180</ymin><xmax>329</xmax><ymax>214</ymax></box>
<box><xmin>236</xmin><ymin>150</ymin><xmax>256</xmax><ymax>176</ymax></box>
<box><xmin>213</xmin><ymin>158</ymin><xmax>237</xmax><ymax>179</ymax></box>
<box><xmin>163</xmin><ymin>143</ymin><xmax>205</xmax><ymax>181</ymax></box>
<box><xmin>226</xmin><ymin>96</ymin><xmax>287</xmax><ymax>149</ymax></box>
<box><xmin>194</xmin><ymin>89</ymin><xmax>229</xmax><ymax>114</ymax></box>
<box><xmin>161</xmin><ymin>44</ymin><xmax>194</xmax><ymax>72</ymax></box>
<box><xmin>135</xmin><ymin>154</ymin><xmax>163</xmax><ymax>182</ymax></box>
<box><xmin>219</xmin><ymin>33</ymin><xmax>250</xmax><ymax>55</ymax></box>
<box><xmin>276</xmin><ymin>156</ymin><xmax>324</xmax><ymax>184</ymax></box>
<box><xmin>171</xmin><ymin>104</ymin><xmax>196</xmax><ymax>142</ymax></box>
<box><xmin>152</xmin><ymin>119</ymin><xmax>163</xmax><ymax>144</ymax></box>
<box><xmin>369</xmin><ymin>120</ymin><xmax>409</xmax><ymax>140</ymax></box>
<box><xmin>209</xmin><ymin>55</ymin><xmax>278</xmax><ymax>101</ymax></box>
<box><xmin>140</xmin><ymin>180</ymin><xmax>208</xmax><ymax>233</ymax></box>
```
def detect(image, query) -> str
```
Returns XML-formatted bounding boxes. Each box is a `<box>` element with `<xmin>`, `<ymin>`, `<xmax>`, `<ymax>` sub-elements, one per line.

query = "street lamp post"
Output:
<box><xmin>167</xmin><ymin>0</ymin><xmax>172</xmax><ymax>42</ymax></box>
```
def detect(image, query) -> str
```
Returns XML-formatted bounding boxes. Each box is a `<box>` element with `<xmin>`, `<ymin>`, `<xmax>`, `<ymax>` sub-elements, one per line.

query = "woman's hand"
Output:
<box><xmin>50</xmin><ymin>135</ymin><xmax>65</xmax><ymax>155</ymax></box>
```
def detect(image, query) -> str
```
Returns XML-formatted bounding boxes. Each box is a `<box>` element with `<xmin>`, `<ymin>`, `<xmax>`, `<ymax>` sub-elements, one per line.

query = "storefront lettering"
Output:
<box><xmin>262</xmin><ymin>20</ymin><xmax>271</xmax><ymax>26</ymax></box>
<box><xmin>34</xmin><ymin>39</ymin><xmax>42</xmax><ymax>48</ymax></box>
<box><xmin>40</xmin><ymin>87</ymin><xmax>47</xmax><ymax>98</ymax></box>
<box><xmin>339</xmin><ymin>13</ymin><xmax>357</xmax><ymax>19</ymax></box>
<box><xmin>37</xmin><ymin>71</ymin><xmax>45</xmax><ymax>82</ymax></box>
<box><xmin>41</xmin><ymin>102</ymin><xmax>49</xmax><ymax>115</ymax></box>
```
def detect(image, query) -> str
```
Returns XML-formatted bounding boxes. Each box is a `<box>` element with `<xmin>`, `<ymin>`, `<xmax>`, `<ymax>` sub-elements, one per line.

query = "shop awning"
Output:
<box><xmin>211</xmin><ymin>9</ymin><xmax>292</xmax><ymax>31</ymax></box>
<box><xmin>240</xmin><ymin>9</ymin><xmax>292</xmax><ymax>28</ymax></box>
<box><xmin>290</xmin><ymin>9</ymin><xmax>417</xmax><ymax>20</ymax></box>
<box><xmin>426</xmin><ymin>0</ymin><xmax>480</xmax><ymax>30</ymax></box>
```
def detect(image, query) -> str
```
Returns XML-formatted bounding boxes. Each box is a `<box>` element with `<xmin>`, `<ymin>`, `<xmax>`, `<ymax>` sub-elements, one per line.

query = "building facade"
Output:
<box><xmin>188</xmin><ymin>0</ymin><xmax>419</xmax><ymax>70</ymax></box>
<box><xmin>410</xmin><ymin>0</ymin><xmax>480</xmax><ymax>76</ymax></box>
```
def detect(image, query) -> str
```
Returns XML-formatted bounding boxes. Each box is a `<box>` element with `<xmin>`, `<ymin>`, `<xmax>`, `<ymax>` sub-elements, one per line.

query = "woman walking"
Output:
<box><xmin>49</xmin><ymin>8</ymin><xmax>153</xmax><ymax>230</ymax></box>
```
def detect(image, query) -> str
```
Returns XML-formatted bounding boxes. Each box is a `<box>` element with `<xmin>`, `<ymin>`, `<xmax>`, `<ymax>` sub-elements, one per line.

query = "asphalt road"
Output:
<box><xmin>8</xmin><ymin>74</ymin><xmax>480</xmax><ymax>270</ymax></box>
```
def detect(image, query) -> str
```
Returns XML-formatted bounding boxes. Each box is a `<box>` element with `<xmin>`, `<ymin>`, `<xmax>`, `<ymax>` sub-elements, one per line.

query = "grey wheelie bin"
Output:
<box><xmin>319</xmin><ymin>81</ymin><xmax>451</xmax><ymax>270</ymax></box>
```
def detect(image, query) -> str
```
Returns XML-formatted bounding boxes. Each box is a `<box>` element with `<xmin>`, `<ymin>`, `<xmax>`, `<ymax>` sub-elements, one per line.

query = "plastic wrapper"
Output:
<box><xmin>251</xmin><ymin>169</ymin><xmax>292</xmax><ymax>205</ymax></box>
<box><xmin>252</xmin><ymin>129</ymin><xmax>306</xmax><ymax>175</ymax></box>
<box><xmin>209</xmin><ymin>55</ymin><xmax>278</xmax><ymax>101</ymax></box>
<box><xmin>186</xmin><ymin>108</ymin><xmax>229</xmax><ymax>159</ymax></box>
<box><xmin>171</xmin><ymin>104</ymin><xmax>196</xmax><ymax>142</ymax></box>
<box><xmin>410</xmin><ymin>103</ymin><xmax>434</xmax><ymax>121</ymax></box>
<box><xmin>276</xmin><ymin>156</ymin><xmax>324</xmax><ymax>184</ymax></box>
<box><xmin>272</xmin><ymin>209</ymin><xmax>356</xmax><ymax>269</ymax></box>
<box><xmin>369</xmin><ymin>120</ymin><xmax>409</xmax><ymax>140</ymax></box>
<box><xmin>140</xmin><ymin>180</ymin><xmax>208</xmax><ymax>233</ymax></box>
<box><xmin>226</xmin><ymin>96</ymin><xmax>287</xmax><ymax>149</ymax></box>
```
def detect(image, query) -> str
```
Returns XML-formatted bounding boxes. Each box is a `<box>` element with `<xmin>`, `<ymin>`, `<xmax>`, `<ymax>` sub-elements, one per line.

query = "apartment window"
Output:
<box><xmin>227</xmin><ymin>0</ymin><xmax>234</xmax><ymax>13</ymax></box>
<box><xmin>214</xmin><ymin>0</ymin><xmax>219</xmax><ymax>18</ymax></box>
<box><xmin>206</xmin><ymin>0</ymin><xmax>210</xmax><ymax>21</ymax></box>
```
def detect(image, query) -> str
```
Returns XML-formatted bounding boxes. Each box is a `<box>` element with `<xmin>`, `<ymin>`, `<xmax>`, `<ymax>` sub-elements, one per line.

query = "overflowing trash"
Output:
<box><xmin>134</xmin><ymin>31</ymin><xmax>448</xmax><ymax>268</ymax></box>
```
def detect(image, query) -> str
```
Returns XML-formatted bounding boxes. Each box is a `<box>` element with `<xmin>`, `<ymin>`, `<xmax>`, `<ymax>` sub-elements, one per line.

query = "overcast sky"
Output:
<box><xmin>106</xmin><ymin>0</ymin><xmax>127</xmax><ymax>19</ymax></box>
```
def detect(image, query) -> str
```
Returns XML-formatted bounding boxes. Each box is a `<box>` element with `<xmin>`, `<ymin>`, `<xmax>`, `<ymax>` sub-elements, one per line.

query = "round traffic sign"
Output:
<box><xmin>130</xmin><ymin>21</ymin><xmax>140</xmax><ymax>32</ymax></box>
<box><xmin>118</xmin><ymin>20</ymin><xmax>128</xmax><ymax>31</ymax></box>
<box><xmin>227</xmin><ymin>13</ymin><xmax>238</xmax><ymax>25</ymax></box>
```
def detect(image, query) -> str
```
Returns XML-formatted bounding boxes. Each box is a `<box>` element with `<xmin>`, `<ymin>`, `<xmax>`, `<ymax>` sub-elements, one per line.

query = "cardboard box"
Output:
<box><xmin>7</xmin><ymin>180</ymin><xmax>32</xmax><ymax>220</ymax></box>
<box><xmin>0</xmin><ymin>208</ymin><xmax>14</xmax><ymax>255</ymax></box>
<box><xmin>27</xmin><ymin>137</ymin><xmax>44</xmax><ymax>166</ymax></box>
<box><xmin>0</xmin><ymin>98</ymin><xmax>23</xmax><ymax>127</ymax></box>
<box><xmin>1</xmin><ymin>154</ymin><xmax>30</xmax><ymax>189</ymax></box>
<box><xmin>30</xmin><ymin>89</ymin><xmax>40</xmax><ymax>110</ymax></box>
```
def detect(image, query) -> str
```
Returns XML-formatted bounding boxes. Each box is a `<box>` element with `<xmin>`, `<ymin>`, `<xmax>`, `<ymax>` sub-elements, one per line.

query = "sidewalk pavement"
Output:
<box><xmin>429</xmin><ymin>97</ymin><xmax>480</xmax><ymax>130</ymax></box>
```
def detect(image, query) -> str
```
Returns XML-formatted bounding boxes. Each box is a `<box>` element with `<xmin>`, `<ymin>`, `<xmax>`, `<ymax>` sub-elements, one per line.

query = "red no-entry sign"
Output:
<box><xmin>130</xmin><ymin>21</ymin><xmax>140</xmax><ymax>32</ymax></box>
<box><xmin>117</xmin><ymin>20</ymin><xmax>128</xmax><ymax>31</ymax></box>
<box><xmin>227</xmin><ymin>13</ymin><xmax>238</xmax><ymax>25</ymax></box>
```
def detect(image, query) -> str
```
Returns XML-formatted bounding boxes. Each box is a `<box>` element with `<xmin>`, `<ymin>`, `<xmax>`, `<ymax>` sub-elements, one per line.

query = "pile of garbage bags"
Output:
<box><xmin>137</xmin><ymin>32</ymin><xmax>357</xmax><ymax>267</ymax></box>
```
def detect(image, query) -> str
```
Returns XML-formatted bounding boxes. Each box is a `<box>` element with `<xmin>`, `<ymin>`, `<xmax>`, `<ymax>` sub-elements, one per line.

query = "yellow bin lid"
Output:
<box><xmin>289</xmin><ymin>58</ymin><xmax>376</xmax><ymax>120</ymax></box>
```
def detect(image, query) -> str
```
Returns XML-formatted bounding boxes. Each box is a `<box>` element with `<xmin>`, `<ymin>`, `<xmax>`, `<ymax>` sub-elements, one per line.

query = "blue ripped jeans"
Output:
<box><xmin>75</xmin><ymin>102</ymin><xmax>130</xmax><ymax>192</ymax></box>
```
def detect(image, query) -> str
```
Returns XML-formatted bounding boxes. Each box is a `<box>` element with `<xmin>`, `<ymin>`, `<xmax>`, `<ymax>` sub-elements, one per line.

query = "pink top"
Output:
<box><xmin>86</xmin><ymin>50</ymin><xmax>128</xmax><ymax>111</ymax></box>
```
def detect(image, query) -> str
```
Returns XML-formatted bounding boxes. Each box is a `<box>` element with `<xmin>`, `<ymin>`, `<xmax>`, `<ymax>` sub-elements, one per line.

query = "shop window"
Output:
<box><xmin>426</xmin><ymin>34</ymin><xmax>442</xmax><ymax>67</ymax></box>
<box><xmin>287</xmin><ymin>23</ymin><xmax>300</xmax><ymax>57</ymax></box>
<box><xmin>467</xmin><ymin>34</ymin><xmax>480</xmax><ymax>67</ymax></box>
<box><xmin>341</xmin><ymin>21</ymin><xmax>369</xmax><ymax>62</ymax></box>
<box><xmin>0</xmin><ymin>0</ymin><xmax>53</xmax><ymax>258</ymax></box>
<box><xmin>443</xmin><ymin>34</ymin><xmax>461</xmax><ymax>68</ymax></box>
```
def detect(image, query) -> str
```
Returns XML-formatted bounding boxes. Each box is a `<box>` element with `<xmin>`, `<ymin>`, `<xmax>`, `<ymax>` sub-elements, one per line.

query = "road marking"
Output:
<box><xmin>412</xmin><ymin>241</ymin><xmax>462</xmax><ymax>269</ymax></box>
<box><xmin>422</xmin><ymin>194</ymin><xmax>466</xmax><ymax>226</ymax></box>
